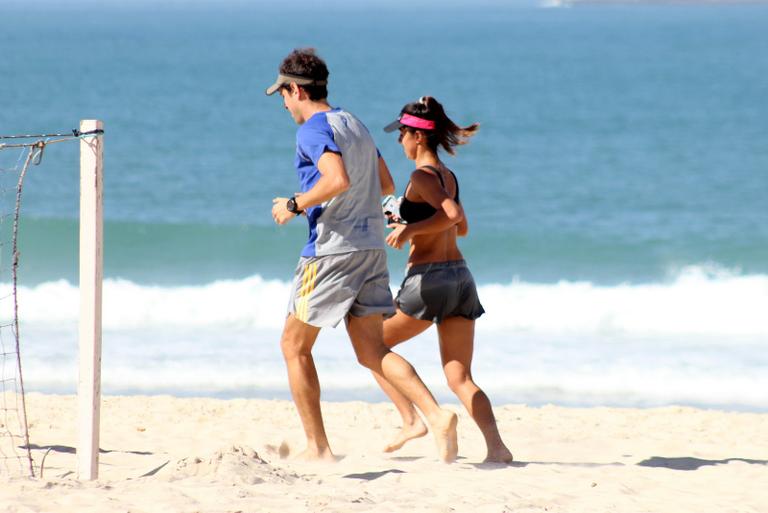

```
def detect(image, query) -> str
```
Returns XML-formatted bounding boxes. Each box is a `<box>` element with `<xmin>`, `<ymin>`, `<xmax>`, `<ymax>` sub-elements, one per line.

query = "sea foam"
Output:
<box><xmin>5</xmin><ymin>265</ymin><xmax>767</xmax><ymax>409</ymax></box>
<box><xmin>3</xmin><ymin>264</ymin><xmax>766</xmax><ymax>339</ymax></box>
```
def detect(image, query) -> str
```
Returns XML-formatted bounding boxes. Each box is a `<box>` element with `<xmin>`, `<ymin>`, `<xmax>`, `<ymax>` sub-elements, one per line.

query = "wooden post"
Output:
<box><xmin>77</xmin><ymin>120</ymin><xmax>103</xmax><ymax>480</ymax></box>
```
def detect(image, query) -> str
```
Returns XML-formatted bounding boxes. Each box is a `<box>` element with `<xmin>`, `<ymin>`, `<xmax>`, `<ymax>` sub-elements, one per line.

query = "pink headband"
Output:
<box><xmin>400</xmin><ymin>113</ymin><xmax>435</xmax><ymax>130</ymax></box>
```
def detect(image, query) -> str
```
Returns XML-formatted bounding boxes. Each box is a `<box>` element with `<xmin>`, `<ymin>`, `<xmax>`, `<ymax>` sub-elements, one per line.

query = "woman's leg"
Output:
<box><xmin>372</xmin><ymin>309</ymin><xmax>433</xmax><ymax>451</ymax></box>
<box><xmin>348</xmin><ymin>313</ymin><xmax>458</xmax><ymax>462</ymax></box>
<box><xmin>437</xmin><ymin>317</ymin><xmax>513</xmax><ymax>463</ymax></box>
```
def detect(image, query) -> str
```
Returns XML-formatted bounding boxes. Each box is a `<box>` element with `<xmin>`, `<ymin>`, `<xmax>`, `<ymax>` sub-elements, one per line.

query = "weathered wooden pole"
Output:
<box><xmin>77</xmin><ymin>119</ymin><xmax>103</xmax><ymax>480</ymax></box>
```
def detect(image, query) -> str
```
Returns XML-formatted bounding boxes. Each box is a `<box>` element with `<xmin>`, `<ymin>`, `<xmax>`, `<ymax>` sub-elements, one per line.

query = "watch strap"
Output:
<box><xmin>287</xmin><ymin>196</ymin><xmax>303</xmax><ymax>214</ymax></box>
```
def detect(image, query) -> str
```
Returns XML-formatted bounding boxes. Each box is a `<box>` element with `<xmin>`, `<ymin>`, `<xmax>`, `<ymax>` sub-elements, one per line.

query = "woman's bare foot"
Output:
<box><xmin>484</xmin><ymin>444</ymin><xmax>514</xmax><ymax>464</ymax></box>
<box><xmin>428</xmin><ymin>409</ymin><xmax>458</xmax><ymax>463</ymax></box>
<box><xmin>383</xmin><ymin>417</ymin><xmax>429</xmax><ymax>453</ymax></box>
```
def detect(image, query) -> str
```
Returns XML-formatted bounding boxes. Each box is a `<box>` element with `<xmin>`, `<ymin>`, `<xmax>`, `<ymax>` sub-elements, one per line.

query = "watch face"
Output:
<box><xmin>287</xmin><ymin>198</ymin><xmax>297</xmax><ymax>213</ymax></box>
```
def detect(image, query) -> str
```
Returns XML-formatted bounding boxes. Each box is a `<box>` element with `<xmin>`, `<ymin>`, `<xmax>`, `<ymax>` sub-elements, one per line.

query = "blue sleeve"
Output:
<box><xmin>297</xmin><ymin>118</ymin><xmax>341</xmax><ymax>165</ymax></box>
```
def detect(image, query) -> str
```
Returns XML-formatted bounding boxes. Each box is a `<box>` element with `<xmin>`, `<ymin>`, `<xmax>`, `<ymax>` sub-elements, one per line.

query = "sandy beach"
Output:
<box><xmin>1</xmin><ymin>393</ymin><xmax>766</xmax><ymax>512</ymax></box>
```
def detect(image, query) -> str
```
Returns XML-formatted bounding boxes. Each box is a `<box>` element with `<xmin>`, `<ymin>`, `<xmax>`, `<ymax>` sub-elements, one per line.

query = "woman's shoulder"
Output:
<box><xmin>411</xmin><ymin>164</ymin><xmax>438</xmax><ymax>175</ymax></box>
<box><xmin>410</xmin><ymin>165</ymin><xmax>442</xmax><ymax>182</ymax></box>
<box><xmin>412</xmin><ymin>164</ymin><xmax>458</xmax><ymax>187</ymax></box>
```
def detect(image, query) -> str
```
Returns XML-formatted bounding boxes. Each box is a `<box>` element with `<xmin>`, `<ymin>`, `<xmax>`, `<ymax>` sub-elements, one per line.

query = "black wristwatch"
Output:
<box><xmin>286</xmin><ymin>196</ymin><xmax>303</xmax><ymax>215</ymax></box>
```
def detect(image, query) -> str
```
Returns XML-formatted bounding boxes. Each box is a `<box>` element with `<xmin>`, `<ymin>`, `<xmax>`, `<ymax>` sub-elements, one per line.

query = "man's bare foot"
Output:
<box><xmin>429</xmin><ymin>409</ymin><xmax>458</xmax><ymax>463</ymax></box>
<box><xmin>293</xmin><ymin>445</ymin><xmax>337</xmax><ymax>462</ymax></box>
<box><xmin>484</xmin><ymin>445</ymin><xmax>514</xmax><ymax>464</ymax></box>
<box><xmin>265</xmin><ymin>440</ymin><xmax>292</xmax><ymax>459</ymax></box>
<box><xmin>278</xmin><ymin>440</ymin><xmax>291</xmax><ymax>459</ymax></box>
<box><xmin>383</xmin><ymin>417</ymin><xmax>428</xmax><ymax>453</ymax></box>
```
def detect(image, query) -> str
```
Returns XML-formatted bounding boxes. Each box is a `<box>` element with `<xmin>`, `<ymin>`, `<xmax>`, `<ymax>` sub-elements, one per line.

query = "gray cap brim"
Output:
<box><xmin>265</xmin><ymin>73</ymin><xmax>328</xmax><ymax>96</ymax></box>
<box><xmin>383</xmin><ymin>119</ymin><xmax>403</xmax><ymax>133</ymax></box>
<box><xmin>265</xmin><ymin>82</ymin><xmax>282</xmax><ymax>96</ymax></box>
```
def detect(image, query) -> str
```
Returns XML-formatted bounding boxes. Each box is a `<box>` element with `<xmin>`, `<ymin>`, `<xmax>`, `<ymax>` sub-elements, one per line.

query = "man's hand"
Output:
<box><xmin>294</xmin><ymin>192</ymin><xmax>307</xmax><ymax>216</ymax></box>
<box><xmin>385</xmin><ymin>223</ymin><xmax>411</xmax><ymax>249</ymax></box>
<box><xmin>272</xmin><ymin>197</ymin><xmax>296</xmax><ymax>225</ymax></box>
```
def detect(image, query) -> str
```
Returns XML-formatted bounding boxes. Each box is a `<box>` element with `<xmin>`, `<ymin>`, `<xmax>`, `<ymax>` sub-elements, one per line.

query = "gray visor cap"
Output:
<box><xmin>265</xmin><ymin>73</ymin><xmax>328</xmax><ymax>95</ymax></box>
<box><xmin>383</xmin><ymin>118</ymin><xmax>404</xmax><ymax>133</ymax></box>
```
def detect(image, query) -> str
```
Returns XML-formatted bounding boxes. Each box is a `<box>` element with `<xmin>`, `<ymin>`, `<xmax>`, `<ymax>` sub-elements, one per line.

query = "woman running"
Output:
<box><xmin>376</xmin><ymin>96</ymin><xmax>513</xmax><ymax>463</ymax></box>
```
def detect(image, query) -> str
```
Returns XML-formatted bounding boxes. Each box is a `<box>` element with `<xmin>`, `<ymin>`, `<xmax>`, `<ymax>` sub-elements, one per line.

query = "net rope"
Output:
<box><xmin>0</xmin><ymin>142</ymin><xmax>38</xmax><ymax>477</ymax></box>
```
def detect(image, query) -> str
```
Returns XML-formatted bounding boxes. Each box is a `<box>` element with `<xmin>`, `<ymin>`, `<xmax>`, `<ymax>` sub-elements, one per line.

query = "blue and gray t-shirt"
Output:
<box><xmin>294</xmin><ymin>108</ymin><xmax>385</xmax><ymax>257</ymax></box>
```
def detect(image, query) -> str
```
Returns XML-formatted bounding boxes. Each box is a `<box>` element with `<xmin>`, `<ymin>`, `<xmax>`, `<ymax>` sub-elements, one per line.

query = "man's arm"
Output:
<box><xmin>295</xmin><ymin>151</ymin><xmax>350</xmax><ymax>209</ymax></box>
<box><xmin>272</xmin><ymin>151</ymin><xmax>350</xmax><ymax>224</ymax></box>
<box><xmin>378</xmin><ymin>156</ymin><xmax>395</xmax><ymax>196</ymax></box>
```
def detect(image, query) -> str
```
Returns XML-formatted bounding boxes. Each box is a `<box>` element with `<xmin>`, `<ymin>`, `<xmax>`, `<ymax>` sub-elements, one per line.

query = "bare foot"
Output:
<box><xmin>293</xmin><ymin>446</ymin><xmax>337</xmax><ymax>463</ymax></box>
<box><xmin>383</xmin><ymin>418</ymin><xmax>429</xmax><ymax>453</ymax></box>
<box><xmin>429</xmin><ymin>409</ymin><xmax>458</xmax><ymax>463</ymax></box>
<box><xmin>278</xmin><ymin>441</ymin><xmax>291</xmax><ymax>459</ymax></box>
<box><xmin>484</xmin><ymin>445</ymin><xmax>514</xmax><ymax>464</ymax></box>
<box><xmin>264</xmin><ymin>440</ymin><xmax>292</xmax><ymax>459</ymax></box>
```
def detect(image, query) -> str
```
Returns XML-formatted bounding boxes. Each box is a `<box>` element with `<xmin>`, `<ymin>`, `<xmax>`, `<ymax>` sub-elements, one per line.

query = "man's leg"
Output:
<box><xmin>373</xmin><ymin>309</ymin><xmax>433</xmax><ymax>452</ymax></box>
<box><xmin>280</xmin><ymin>313</ymin><xmax>334</xmax><ymax>461</ymax></box>
<box><xmin>347</xmin><ymin>313</ymin><xmax>458</xmax><ymax>463</ymax></box>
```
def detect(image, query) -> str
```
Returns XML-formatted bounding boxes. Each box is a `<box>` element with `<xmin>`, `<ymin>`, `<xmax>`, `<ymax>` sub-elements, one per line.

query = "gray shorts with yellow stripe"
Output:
<box><xmin>288</xmin><ymin>249</ymin><xmax>395</xmax><ymax>328</ymax></box>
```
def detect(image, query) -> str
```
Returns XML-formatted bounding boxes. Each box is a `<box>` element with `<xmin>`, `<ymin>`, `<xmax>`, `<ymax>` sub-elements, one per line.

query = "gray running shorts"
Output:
<box><xmin>288</xmin><ymin>249</ymin><xmax>395</xmax><ymax>328</ymax></box>
<box><xmin>395</xmin><ymin>260</ymin><xmax>485</xmax><ymax>324</ymax></box>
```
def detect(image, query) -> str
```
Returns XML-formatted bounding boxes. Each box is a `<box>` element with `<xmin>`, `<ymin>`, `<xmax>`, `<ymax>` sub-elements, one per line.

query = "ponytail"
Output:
<box><xmin>401</xmin><ymin>96</ymin><xmax>479</xmax><ymax>155</ymax></box>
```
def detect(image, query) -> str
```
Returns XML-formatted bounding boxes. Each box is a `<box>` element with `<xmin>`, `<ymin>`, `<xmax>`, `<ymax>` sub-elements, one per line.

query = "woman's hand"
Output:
<box><xmin>386</xmin><ymin>223</ymin><xmax>411</xmax><ymax>249</ymax></box>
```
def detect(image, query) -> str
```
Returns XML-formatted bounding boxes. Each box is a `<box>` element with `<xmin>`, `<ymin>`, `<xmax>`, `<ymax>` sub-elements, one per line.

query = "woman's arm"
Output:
<box><xmin>409</xmin><ymin>169</ymin><xmax>463</xmax><ymax>224</ymax></box>
<box><xmin>456</xmin><ymin>216</ymin><xmax>469</xmax><ymax>237</ymax></box>
<box><xmin>385</xmin><ymin>168</ymin><xmax>465</xmax><ymax>249</ymax></box>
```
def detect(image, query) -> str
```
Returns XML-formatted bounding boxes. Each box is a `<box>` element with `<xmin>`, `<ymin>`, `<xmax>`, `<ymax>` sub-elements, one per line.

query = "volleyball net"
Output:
<box><xmin>0</xmin><ymin>122</ymin><xmax>104</xmax><ymax>479</ymax></box>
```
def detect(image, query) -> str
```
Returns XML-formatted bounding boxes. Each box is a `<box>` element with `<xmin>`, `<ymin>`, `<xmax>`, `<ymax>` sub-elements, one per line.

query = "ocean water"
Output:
<box><xmin>1</xmin><ymin>1</ymin><xmax>767</xmax><ymax>410</ymax></box>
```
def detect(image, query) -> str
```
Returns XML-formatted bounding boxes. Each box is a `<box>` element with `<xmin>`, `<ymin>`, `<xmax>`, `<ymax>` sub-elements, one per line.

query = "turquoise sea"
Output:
<box><xmin>1</xmin><ymin>0</ymin><xmax>767</xmax><ymax>409</ymax></box>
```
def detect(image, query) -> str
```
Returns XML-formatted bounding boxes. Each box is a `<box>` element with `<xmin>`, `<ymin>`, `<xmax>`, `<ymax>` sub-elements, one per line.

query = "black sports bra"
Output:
<box><xmin>399</xmin><ymin>165</ymin><xmax>460</xmax><ymax>224</ymax></box>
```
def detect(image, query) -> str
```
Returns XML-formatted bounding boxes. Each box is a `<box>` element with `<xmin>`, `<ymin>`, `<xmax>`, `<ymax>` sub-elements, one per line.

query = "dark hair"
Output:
<box><xmin>279</xmin><ymin>48</ymin><xmax>329</xmax><ymax>100</ymax></box>
<box><xmin>401</xmin><ymin>96</ymin><xmax>479</xmax><ymax>155</ymax></box>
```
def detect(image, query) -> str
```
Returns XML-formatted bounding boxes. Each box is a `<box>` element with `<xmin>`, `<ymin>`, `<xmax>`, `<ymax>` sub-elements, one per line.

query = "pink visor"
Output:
<box><xmin>383</xmin><ymin>113</ymin><xmax>436</xmax><ymax>132</ymax></box>
<box><xmin>400</xmin><ymin>113</ymin><xmax>435</xmax><ymax>130</ymax></box>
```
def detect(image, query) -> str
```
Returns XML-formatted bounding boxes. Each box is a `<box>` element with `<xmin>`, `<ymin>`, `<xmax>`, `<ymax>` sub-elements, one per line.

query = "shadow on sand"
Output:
<box><xmin>343</xmin><ymin>468</ymin><xmax>406</xmax><ymax>481</ymax></box>
<box><xmin>474</xmin><ymin>457</ymin><xmax>768</xmax><ymax>471</ymax></box>
<box><xmin>636</xmin><ymin>456</ymin><xmax>768</xmax><ymax>471</ymax></box>
<box><xmin>23</xmin><ymin>443</ymin><xmax>153</xmax><ymax>456</ymax></box>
